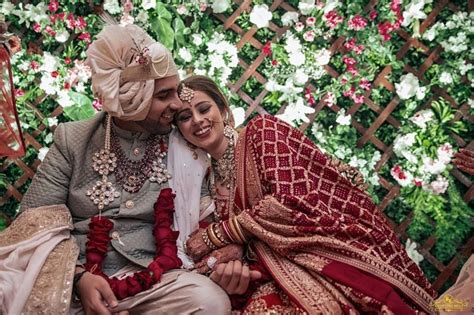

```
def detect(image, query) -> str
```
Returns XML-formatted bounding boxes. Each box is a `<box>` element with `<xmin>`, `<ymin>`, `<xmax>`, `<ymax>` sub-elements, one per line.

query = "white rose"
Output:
<box><xmin>281</xmin><ymin>12</ymin><xmax>299</xmax><ymax>26</ymax></box>
<box><xmin>298</xmin><ymin>0</ymin><xmax>315</xmax><ymax>15</ymax></box>
<box><xmin>293</xmin><ymin>69</ymin><xmax>308</xmax><ymax>86</ymax></box>
<box><xmin>401</xmin><ymin>0</ymin><xmax>427</xmax><ymax>27</ymax></box>
<box><xmin>211</xmin><ymin>0</ymin><xmax>231</xmax><ymax>13</ymax></box>
<box><xmin>336</xmin><ymin>109</ymin><xmax>351</xmax><ymax>126</ymax></box>
<box><xmin>288</xmin><ymin>51</ymin><xmax>305</xmax><ymax>67</ymax></box>
<box><xmin>428</xmin><ymin>176</ymin><xmax>449</xmax><ymax>195</ymax></box>
<box><xmin>103</xmin><ymin>0</ymin><xmax>121</xmax><ymax>14</ymax></box>
<box><xmin>314</xmin><ymin>49</ymin><xmax>331</xmax><ymax>66</ymax></box>
<box><xmin>1</xmin><ymin>1</ymin><xmax>14</xmax><ymax>15</ymax></box>
<box><xmin>405</xmin><ymin>239</ymin><xmax>424</xmax><ymax>265</ymax></box>
<box><xmin>468</xmin><ymin>99</ymin><xmax>474</xmax><ymax>109</ymax></box>
<box><xmin>38</xmin><ymin>147</ymin><xmax>50</xmax><ymax>161</ymax></box>
<box><xmin>395</xmin><ymin>73</ymin><xmax>420</xmax><ymax>100</ymax></box>
<box><xmin>57</xmin><ymin>90</ymin><xmax>74</xmax><ymax>108</ymax></box>
<box><xmin>141</xmin><ymin>0</ymin><xmax>156</xmax><ymax>10</ymax></box>
<box><xmin>249</xmin><ymin>4</ymin><xmax>272</xmax><ymax>29</ymax></box>
<box><xmin>422</xmin><ymin>156</ymin><xmax>446</xmax><ymax>175</ymax></box>
<box><xmin>410</xmin><ymin>109</ymin><xmax>434</xmax><ymax>129</ymax></box>
<box><xmin>178</xmin><ymin>47</ymin><xmax>193</xmax><ymax>62</ymax></box>
<box><xmin>423</xmin><ymin>27</ymin><xmax>436</xmax><ymax>41</ymax></box>
<box><xmin>47</xmin><ymin>117</ymin><xmax>59</xmax><ymax>127</ymax></box>
<box><xmin>439</xmin><ymin>72</ymin><xmax>453</xmax><ymax>85</ymax></box>
<box><xmin>192</xmin><ymin>34</ymin><xmax>203</xmax><ymax>46</ymax></box>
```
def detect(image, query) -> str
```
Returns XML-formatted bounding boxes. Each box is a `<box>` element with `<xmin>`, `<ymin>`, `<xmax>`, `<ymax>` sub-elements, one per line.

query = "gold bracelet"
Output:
<box><xmin>228</xmin><ymin>217</ymin><xmax>244</xmax><ymax>244</ymax></box>
<box><xmin>213</xmin><ymin>223</ymin><xmax>230</xmax><ymax>245</ymax></box>
<box><xmin>232</xmin><ymin>216</ymin><xmax>248</xmax><ymax>243</ymax></box>
<box><xmin>202</xmin><ymin>229</ymin><xmax>218</xmax><ymax>250</ymax></box>
<box><xmin>207</xmin><ymin>224</ymin><xmax>225</xmax><ymax>248</ymax></box>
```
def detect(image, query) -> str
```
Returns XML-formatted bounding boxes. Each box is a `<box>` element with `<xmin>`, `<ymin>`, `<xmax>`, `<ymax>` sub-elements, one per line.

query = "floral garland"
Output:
<box><xmin>84</xmin><ymin>188</ymin><xmax>182</xmax><ymax>300</ymax></box>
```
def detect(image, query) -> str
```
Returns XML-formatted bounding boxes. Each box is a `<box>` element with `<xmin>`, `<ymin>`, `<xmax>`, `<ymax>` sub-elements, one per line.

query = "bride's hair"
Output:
<box><xmin>179</xmin><ymin>75</ymin><xmax>235</xmax><ymax>127</ymax></box>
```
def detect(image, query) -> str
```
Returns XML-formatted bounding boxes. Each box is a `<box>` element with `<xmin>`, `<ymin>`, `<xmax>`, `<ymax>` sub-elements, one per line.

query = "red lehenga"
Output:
<box><xmin>227</xmin><ymin>115</ymin><xmax>435</xmax><ymax>314</ymax></box>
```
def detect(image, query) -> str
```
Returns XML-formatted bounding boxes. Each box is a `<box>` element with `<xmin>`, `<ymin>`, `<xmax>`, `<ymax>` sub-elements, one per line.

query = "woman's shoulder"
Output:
<box><xmin>245</xmin><ymin>114</ymin><xmax>292</xmax><ymax>132</ymax></box>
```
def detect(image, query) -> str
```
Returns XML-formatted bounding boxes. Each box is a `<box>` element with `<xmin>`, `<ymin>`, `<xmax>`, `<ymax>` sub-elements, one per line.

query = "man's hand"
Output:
<box><xmin>209</xmin><ymin>260</ymin><xmax>262</xmax><ymax>295</ymax></box>
<box><xmin>76</xmin><ymin>272</ymin><xmax>128</xmax><ymax>315</ymax></box>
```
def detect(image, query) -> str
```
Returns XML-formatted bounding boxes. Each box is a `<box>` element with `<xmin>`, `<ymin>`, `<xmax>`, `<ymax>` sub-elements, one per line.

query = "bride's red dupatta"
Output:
<box><xmin>233</xmin><ymin>115</ymin><xmax>435</xmax><ymax>314</ymax></box>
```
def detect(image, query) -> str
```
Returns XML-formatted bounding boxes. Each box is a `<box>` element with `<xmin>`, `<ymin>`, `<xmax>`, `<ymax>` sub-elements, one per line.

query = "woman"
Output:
<box><xmin>175</xmin><ymin>75</ymin><xmax>436</xmax><ymax>314</ymax></box>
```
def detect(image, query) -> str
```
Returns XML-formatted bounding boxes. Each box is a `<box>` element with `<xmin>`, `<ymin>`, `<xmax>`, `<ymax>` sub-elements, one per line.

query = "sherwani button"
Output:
<box><xmin>133</xmin><ymin>148</ymin><xmax>140</xmax><ymax>156</ymax></box>
<box><xmin>125</xmin><ymin>200</ymin><xmax>135</xmax><ymax>209</ymax></box>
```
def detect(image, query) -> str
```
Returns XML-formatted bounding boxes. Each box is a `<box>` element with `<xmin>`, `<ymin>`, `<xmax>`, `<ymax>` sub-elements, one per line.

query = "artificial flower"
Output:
<box><xmin>249</xmin><ymin>4</ymin><xmax>272</xmax><ymax>29</ymax></box>
<box><xmin>336</xmin><ymin>108</ymin><xmax>351</xmax><ymax>126</ymax></box>
<box><xmin>395</xmin><ymin>73</ymin><xmax>421</xmax><ymax>100</ymax></box>
<box><xmin>281</xmin><ymin>12</ymin><xmax>299</xmax><ymax>26</ymax></box>
<box><xmin>211</xmin><ymin>0</ymin><xmax>231</xmax><ymax>13</ymax></box>
<box><xmin>405</xmin><ymin>239</ymin><xmax>424</xmax><ymax>265</ymax></box>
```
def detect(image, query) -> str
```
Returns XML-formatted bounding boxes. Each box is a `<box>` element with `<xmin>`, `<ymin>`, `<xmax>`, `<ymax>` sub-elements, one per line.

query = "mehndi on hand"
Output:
<box><xmin>194</xmin><ymin>244</ymin><xmax>244</xmax><ymax>274</ymax></box>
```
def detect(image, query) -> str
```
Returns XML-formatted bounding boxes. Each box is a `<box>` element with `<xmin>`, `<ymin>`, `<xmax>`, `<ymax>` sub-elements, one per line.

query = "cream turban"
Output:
<box><xmin>86</xmin><ymin>24</ymin><xmax>178</xmax><ymax>121</ymax></box>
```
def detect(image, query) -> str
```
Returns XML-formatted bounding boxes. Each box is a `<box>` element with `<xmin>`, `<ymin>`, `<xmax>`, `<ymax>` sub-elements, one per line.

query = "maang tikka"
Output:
<box><xmin>179</xmin><ymin>84</ymin><xmax>194</xmax><ymax>103</ymax></box>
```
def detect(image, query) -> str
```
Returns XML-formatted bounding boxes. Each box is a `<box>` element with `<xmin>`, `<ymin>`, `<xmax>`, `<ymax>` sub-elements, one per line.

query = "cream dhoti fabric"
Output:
<box><xmin>70</xmin><ymin>266</ymin><xmax>231</xmax><ymax>315</ymax></box>
<box><xmin>0</xmin><ymin>205</ymin><xmax>78</xmax><ymax>315</ymax></box>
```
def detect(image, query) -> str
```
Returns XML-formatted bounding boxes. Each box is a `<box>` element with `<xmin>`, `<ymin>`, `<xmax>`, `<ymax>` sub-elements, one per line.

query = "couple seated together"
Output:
<box><xmin>0</xmin><ymin>24</ymin><xmax>436</xmax><ymax>314</ymax></box>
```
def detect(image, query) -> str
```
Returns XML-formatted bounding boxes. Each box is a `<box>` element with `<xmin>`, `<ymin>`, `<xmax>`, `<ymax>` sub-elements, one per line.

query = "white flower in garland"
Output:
<box><xmin>281</xmin><ymin>12</ymin><xmax>299</xmax><ymax>26</ymax></box>
<box><xmin>212</xmin><ymin>0</ymin><xmax>231</xmax><ymax>13</ymax></box>
<box><xmin>103</xmin><ymin>0</ymin><xmax>122</xmax><ymax>14</ymax></box>
<box><xmin>395</xmin><ymin>73</ymin><xmax>425</xmax><ymax>100</ymax></box>
<box><xmin>141</xmin><ymin>0</ymin><xmax>156</xmax><ymax>10</ymax></box>
<box><xmin>335</xmin><ymin>108</ymin><xmax>351</xmax><ymax>126</ymax></box>
<box><xmin>410</xmin><ymin>109</ymin><xmax>434</xmax><ymax>130</ymax></box>
<box><xmin>401</xmin><ymin>0</ymin><xmax>428</xmax><ymax>27</ymax></box>
<box><xmin>405</xmin><ymin>239</ymin><xmax>424</xmax><ymax>266</ymax></box>
<box><xmin>250</xmin><ymin>4</ymin><xmax>272</xmax><ymax>29</ymax></box>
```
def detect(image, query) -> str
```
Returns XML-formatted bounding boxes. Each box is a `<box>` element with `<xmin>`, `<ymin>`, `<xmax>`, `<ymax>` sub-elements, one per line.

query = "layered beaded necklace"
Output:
<box><xmin>210</xmin><ymin>125</ymin><xmax>236</xmax><ymax>222</ymax></box>
<box><xmin>86</xmin><ymin>115</ymin><xmax>172</xmax><ymax>210</ymax></box>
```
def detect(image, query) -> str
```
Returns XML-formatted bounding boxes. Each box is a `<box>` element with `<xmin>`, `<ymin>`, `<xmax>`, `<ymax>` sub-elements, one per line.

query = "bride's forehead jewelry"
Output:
<box><xmin>179</xmin><ymin>84</ymin><xmax>195</xmax><ymax>103</ymax></box>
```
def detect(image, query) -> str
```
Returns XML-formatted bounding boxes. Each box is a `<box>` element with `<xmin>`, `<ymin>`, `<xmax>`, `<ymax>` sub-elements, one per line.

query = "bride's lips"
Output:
<box><xmin>194</xmin><ymin>125</ymin><xmax>212</xmax><ymax>138</ymax></box>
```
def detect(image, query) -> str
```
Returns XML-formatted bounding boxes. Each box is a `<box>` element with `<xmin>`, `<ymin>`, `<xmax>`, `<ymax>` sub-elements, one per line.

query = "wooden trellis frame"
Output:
<box><xmin>213</xmin><ymin>0</ymin><xmax>474</xmax><ymax>293</ymax></box>
<box><xmin>0</xmin><ymin>0</ymin><xmax>472</xmax><ymax>294</ymax></box>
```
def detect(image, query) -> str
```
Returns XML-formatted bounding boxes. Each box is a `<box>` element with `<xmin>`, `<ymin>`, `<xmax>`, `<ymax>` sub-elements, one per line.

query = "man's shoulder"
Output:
<box><xmin>59</xmin><ymin>112</ymin><xmax>105</xmax><ymax>134</ymax></box>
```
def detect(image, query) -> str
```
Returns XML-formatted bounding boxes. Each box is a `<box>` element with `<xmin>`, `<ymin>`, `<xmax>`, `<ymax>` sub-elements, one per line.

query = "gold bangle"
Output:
<box><xmin>202</xmin><ymin>229</ymin><xmax>218</xmax><ymax>250</ymax></box>
<box><xmin>228</xmin><ymin>217</ymin><xmax>243</xmax><ymax>244</ymax></box>
<box><xmin>207</xmin><ymin>224</ymin><xmax>225</xmax><ymax>248</ymax></box>
<box><xmin>232</xmin><ymin>216</ymin><xmax>248</xmax><ymax>243</ymax></box>
<box><xmin>213</xmin><ymin>223</ymin><xmax>230</xmax><ymax>245</ymax></box>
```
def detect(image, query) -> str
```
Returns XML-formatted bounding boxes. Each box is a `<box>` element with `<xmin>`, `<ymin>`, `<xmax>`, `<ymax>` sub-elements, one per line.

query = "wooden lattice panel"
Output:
<box><xmin>0</xmin><ymin>0</ymin><xmax>472</xmax><ymax>294</ymax></box>
<box><xmin>212</xmin><ymin>0</ymin><xmax>474</xmax><ymax>293</ymax></box>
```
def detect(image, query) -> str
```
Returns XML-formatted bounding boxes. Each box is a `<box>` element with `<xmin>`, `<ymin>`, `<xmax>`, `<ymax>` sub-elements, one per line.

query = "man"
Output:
<box><xmin>19</xmin><ymin>24</ymin><xmax>230</xmax><ymax>314</ymax></box>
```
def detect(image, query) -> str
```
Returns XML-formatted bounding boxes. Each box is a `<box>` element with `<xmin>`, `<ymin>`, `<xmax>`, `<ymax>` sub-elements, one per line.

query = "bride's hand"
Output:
<box><xmin>194</xmin><ymin>244</ymin><xmax>244</xmax><ymax>274</ymax></box>
<box><xmin>185</xmin><ymin>228</ymin><xmax>212</xmax><ymax>261</ymax></box>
